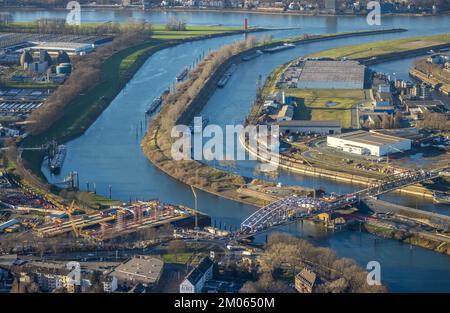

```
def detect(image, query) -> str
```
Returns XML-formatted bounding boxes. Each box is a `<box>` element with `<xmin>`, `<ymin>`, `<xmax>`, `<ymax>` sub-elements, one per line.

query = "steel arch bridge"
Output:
<box><xmin>240</xmin><ymin>165</ymin><xmax>450</xmax><ymax>235</ymax></box>
<box><xmin>240</xmin><ymin>196</ymin><xmax>329</xmax><ymax>233</ymax></box>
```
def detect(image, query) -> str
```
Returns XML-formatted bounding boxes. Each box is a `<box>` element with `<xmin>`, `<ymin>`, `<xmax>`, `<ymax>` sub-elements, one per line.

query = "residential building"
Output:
<box><xmin>102</xmin><ymin>275</ymin><xmax>118</xmax><ymax>293</ymax></box>
<box><xmin>295</xmin><ymin>268</ymin><xmax>316</xmax><ymax>293</ymax></box>
<box><xmin>179</xmin><ymin>256</ymin><xmax>214</xmax><ymax>293</ymax></box>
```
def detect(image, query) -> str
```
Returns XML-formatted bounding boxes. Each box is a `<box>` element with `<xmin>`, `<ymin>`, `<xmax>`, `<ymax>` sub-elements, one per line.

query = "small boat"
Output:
<box><xmin>433</xmin><ymin>191</ymin><xmax>450</xmax><ymax>205</ymax></box>
<box><xmin>217</xmin><ymin>75</ymin><xmax>230</xmax><ymax>88</ymax></box>
<box><xmin>263</xmin><ymin>43</ymin><xmax>295</xmax><ymax>53</ymax></box>
<box><xmin>176</xmin><ymin>68</ymin><xmax>189</xmax><ymax>81</ymax></box>
<box><xmin>242</xmin><ymin>50</ymin><xmax>263</xmax><ymax>61</ymax></box>
<box><xmin>146</xmin><ymin>96</ymin><xmax>162</xmax><ymax>115</ymax></box>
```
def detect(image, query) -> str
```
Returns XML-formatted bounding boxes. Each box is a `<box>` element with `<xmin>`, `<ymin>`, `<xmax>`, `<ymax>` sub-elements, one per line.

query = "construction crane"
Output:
<box><xmin>42</xmin><ymin>193</ymin><xmax>81</xmax><ymax>238</ymax></box>
<box><xmin>190</xmin><ymin>185</ymin><xmax>198</xmax><ymax>229</ymax></box>
<box><xmin>66</xmin><ymin>201</ymin><xmax>80</xmax><ymax>238</ymax></box>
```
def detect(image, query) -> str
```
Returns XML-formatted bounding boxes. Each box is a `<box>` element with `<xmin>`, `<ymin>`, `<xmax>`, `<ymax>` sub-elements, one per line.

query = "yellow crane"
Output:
<box><xmin>42</xmin><ymin>193</ymin><xmax>81</xmax><ymax>238</ymax></box>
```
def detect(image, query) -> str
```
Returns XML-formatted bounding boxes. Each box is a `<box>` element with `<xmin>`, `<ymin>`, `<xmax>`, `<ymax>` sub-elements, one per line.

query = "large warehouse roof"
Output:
<box><xmin>329</xmin><ymin>130</ymin><xmax>408</xmax><ymax>147</ymax></box>
<box><xmin>276</xmin><ymin>120</ymin><xmax>341</xmax><ymax>127</ymax></box>
<box><xmin>112</xmin><ymin>255</ymin><xmax>164</xmax><ymax>284</ymax></box>
<box><xmin>298</xmin><ymin>60</ymin><xmax>365</xmax><ymax>84</ymax></box>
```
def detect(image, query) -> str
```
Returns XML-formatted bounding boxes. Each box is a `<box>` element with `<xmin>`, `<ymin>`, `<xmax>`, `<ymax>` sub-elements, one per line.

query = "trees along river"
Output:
<box><xmin>7</xmin><ymin>9</ymin><xmax>450</xmax><ymax>291</ymax></box>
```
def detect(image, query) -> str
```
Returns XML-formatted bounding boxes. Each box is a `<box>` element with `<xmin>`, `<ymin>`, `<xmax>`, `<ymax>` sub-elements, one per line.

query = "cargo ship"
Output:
<box><xmin>146</xmin><ymin>96</ymin><xmax>162</xmax><ymax>115</ymax></box>
<box><xmin>49</xmin><ymin>145</ymin><xmax>66</xmax><ymax>174</ymax></box>
<box><xmin>217</xmin><ymin>64</ymin><xmax>237</xmax><ymax>88</ymax></box>
<box><xmin>242</xmin><ymin>50</ymin><xmax>263</xmax><ymax>61</ymax></box>
<box><xmin>263</xmin><ymin>43</ymin><xmax>295</xmax><ymax>53</ymax></box>
<box><xmin>176</xmin><ymin>67</ymin><xmax>189</xmax><ymax>81</ymax></box>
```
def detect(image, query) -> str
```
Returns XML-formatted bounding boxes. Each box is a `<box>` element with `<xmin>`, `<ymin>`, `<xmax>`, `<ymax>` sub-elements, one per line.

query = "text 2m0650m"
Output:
<box><xmin>218</xmin><ymin>297</ymin><xmax>275</xmax><ymax>308</ymax></box>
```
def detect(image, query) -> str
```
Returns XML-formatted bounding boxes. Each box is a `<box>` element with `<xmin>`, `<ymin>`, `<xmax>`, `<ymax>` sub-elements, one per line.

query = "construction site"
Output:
<box><xmin>35</xmin><ymin>200</ymin><xmax>209</xmax><ymax>241</ymax></box>
<box><xmin>0</xmin><ymin>174</ymin><xmax>209</xmax><ymax>242</ymax></box>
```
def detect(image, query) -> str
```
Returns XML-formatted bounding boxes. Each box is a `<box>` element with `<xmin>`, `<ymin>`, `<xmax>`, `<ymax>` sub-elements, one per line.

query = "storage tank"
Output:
<box><xmin>56</xmin><ymin>63</ymin><xmax>72</xmax><ymax>75</ymax></box>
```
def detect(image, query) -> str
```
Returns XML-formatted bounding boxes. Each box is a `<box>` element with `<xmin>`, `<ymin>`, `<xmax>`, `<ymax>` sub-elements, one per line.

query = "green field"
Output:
<box><xmin>20</xmin><ymin>26</ymin><xmax>243</xmax><ymax>180</ymax></box>
<box><xmin>284</xmin><ymin>89</ymin><xmax>366</xmax><ymax>128</ymax></box>
<box><xmin>311</xmin><ymin>33</ymin><xmax>450</xmax><ymax>59</ymax></box>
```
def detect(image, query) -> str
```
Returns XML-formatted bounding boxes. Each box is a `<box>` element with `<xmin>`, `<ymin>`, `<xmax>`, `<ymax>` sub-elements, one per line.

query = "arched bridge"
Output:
<box><xmin>240</xmin><ymin>165</ymin><xmax>450</xmax><ymax>234</ymax></box>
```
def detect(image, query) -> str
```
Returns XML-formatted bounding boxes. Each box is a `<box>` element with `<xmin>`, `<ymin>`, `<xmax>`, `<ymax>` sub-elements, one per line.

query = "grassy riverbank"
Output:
<box><xmin>286</xmin><ymin>89</ymin><xmax>365</xmax><ymax>128</ymax></box>
<box><xmin>362</xmin><ymin>222</ymin><xmax>450</xmax><ymax>256</ymax></box>
<box><xmin>16</xmin><ymin>25</ymin><xmax>248</xmax><ymax>186</ymax></box>
<box><xmin>311</xmin><ymin>33</ymin><xmax>450</xmax><ymax>58</ymax></box>
<box><xmin>141</xmin><ymin>29</ymin><xmax>411</xmax><ymax>207</ymax></box>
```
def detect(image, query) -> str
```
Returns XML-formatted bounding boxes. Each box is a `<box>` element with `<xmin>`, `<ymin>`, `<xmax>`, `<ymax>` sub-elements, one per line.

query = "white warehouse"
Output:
<box><xmin>327</xmin><ymin>130</ymin><xmax>411</xmax><ymax>157</ymax></box>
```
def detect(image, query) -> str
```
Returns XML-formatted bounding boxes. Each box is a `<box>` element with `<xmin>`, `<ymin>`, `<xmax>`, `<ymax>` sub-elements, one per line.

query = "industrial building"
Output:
<box><xmin>327</xmin><ymin>130</ymin><xmax>412</xmax><ymax>156</ymax></box>
<box><xmin>28</xmin><ymin>42</ymin><xmax>94</xmax><ymax>56</ymax></box>
<box><xmin>297</xmin><ymin>60</ymin><xmax>366</xmax><ymax>90</ymax></box>
<box><xmin>111</xmin><ymin>255</ymin><xmax>164</xmax><ymax>287</ymax></box>
<box><xmin>275</xmin><ymin>120</ymin><xmax>341</xmax><ymax>135</ymax></box>
<box><xmin>276</xmin><ymin>104</ymin><xmax>294</xmax><ymax>121</ymax></box>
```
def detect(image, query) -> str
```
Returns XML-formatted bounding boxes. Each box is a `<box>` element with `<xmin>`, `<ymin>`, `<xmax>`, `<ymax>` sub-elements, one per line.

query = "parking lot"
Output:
<box><xmin>0</xmin><ymin>88</ymin><xmax>51</xmax><ymax>117</ymax></box>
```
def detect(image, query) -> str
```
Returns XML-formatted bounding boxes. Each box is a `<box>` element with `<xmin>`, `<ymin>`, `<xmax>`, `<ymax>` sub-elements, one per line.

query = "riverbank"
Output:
<box><xmin>241</xmin><ymin>33</ymin><xmax>450</xmax><ymax>199</ymax></box>
<box><xmin>311</xmin><ymin>33</ymin><xmax>450</xmax><ymax>60</ymax></box>
<box><xmin>3</xmin><ymin>5</ymin><xmax>449</xmax><ymax>18</ymax></box>
<box><xmin>141</xmin><ymin>28</ymin><xmax>411</xmax><ymax>207</ymax></box>
<box><xmin>15</xmin><ymin>26</ymin><xmax>253</xmax><ymax>195</ymax></box>
<box><xmin>362</xmin><ymin>222</ymin><xmax>450</xmax><ymax>256</ymax></box>
<box><xmin>409</xmin><ymin>68</ymin><xmax>450</xmax><ymax>97</ymax></box>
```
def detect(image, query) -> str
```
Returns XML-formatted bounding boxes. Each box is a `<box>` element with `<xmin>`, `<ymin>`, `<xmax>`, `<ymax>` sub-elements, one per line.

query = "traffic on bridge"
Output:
<box><xmin>240</xmin><ymin>166</ymin><xmax>450</xmax><ymax>235</ymax></box>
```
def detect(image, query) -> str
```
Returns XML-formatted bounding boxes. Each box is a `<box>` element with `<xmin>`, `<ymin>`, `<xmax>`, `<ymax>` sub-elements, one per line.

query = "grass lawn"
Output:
<box><xmin>151</xmin><ymin>25</ymin><xmax>242</xmax><ymax>39</ymax></box>
<box><xmin>311</xmin><ymin>33</ymin><xmax>450</xmax><ymax>59</ymax></box>
<box><xmin>282</xmin><ymin>88</ymin><xmax>365</xmax><ymax>128</ymax></box>
<box><xmin>160</xmin><ymin>252</ymin><xmax>193</xmax><ymax>264</ymax></box>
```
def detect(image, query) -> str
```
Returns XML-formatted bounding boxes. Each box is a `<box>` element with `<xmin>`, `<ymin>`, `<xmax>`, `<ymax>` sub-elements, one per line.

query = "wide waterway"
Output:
<box><xmin>7</xmin><ymin>9</ymin><xmax>450</xmax><ymax>291</ymax></box>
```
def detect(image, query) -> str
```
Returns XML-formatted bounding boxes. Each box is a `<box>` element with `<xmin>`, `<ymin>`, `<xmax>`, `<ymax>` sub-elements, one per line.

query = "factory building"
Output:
<box><xmin>29</xmin><ymin>42</ymin><xmax>94</xmax><ymax>56</ymax></box>
<box><xmin>275</xmin><ymin>120</ymin><xmax>341</xmax><ymax>135</ymax></box>
<box><xmin>297</xmin><ymin>60</ymin><xmax>366</xmax><ymax>90</ymax></box>
<box><xmin>327</xmin><ymin>130</ymin><xmax>411</xmax><ymax>156</ymax></box>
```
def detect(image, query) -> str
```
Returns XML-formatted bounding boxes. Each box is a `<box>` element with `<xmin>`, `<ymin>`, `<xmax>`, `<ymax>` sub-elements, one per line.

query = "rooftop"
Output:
<box><xmin>185</xmin><ymin>256</ymin><xmax>214</xmax><ymax>285</ymax></box>
<box><xmin>298</xmin><ymin>60</ymin><xmax>365</xmax><ymax>83</ymax></box>
<box><xmin>296</xmin><ymin>268</ymin><xmax>316</xmax><ymax>287</ymax></box>
<box><xmin>329</xmin><ymin>130</ymin><xmax>410</xmax><ymax>147</ymax></box>
<box><xmin>275</xmin><ymin>120</ymin><xmax>341</xmax><ymax>127</ymax></box>
<box><xmin>112</xmin><ymin>255</ymin><xmax>164</xmax><ymax>285</ymax></box>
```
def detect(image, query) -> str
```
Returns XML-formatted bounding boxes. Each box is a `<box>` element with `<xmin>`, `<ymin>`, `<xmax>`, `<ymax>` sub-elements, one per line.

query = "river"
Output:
<box><xmin>6</xmin><ymin>9</ymin><xmax>450</xmax><ymax>291</ymax></box>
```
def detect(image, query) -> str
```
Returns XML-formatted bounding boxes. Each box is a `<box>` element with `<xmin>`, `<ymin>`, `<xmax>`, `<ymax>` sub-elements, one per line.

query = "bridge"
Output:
<box><xmin>240</xmin><ymin>166</ymin><xmax>450</xmax><ymax>234</ymax></box>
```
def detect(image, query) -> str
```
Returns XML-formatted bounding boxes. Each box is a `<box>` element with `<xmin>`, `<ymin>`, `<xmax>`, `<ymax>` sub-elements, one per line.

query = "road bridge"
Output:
<box><xmin>240</xmin><ymin>166</ymin><xmax>450</xmax><ymax>234</ymax></box>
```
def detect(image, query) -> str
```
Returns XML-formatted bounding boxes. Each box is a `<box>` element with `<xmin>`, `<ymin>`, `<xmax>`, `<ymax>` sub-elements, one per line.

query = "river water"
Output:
<box><xmin>6</xmin><ymin>9</ymin><xmax>450</xmax><ymax>291</ymax></box>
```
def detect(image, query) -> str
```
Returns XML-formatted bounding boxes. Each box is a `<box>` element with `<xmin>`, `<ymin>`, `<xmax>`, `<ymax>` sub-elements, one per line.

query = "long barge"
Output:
<box><xmin>49</xmin><ymin>145</ymin><xmax>66</xmax><ymax>174</ymax></box>
<box><xmin>146</xmin><ymin>96</ymin><xmax>163</xmax><ymax>115</ymax></box>
<box><xmin>217</xmin><ymin>63</ymin><xmax>237</xmax><ymax>88</ymax></box>
<box><xmin>263</xmin><ymin>43</ymin><xmax>295</xmax><ymax>53</ymax></box>
<box><xmin>176</xmin><ymin>67</ymin><xmax>189</xmax><ymax>81</ymax></box>
<box><xmin>242</xmin><ymin>50</ymin><xmax>263</xmax><ymax>61</ymax></box>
